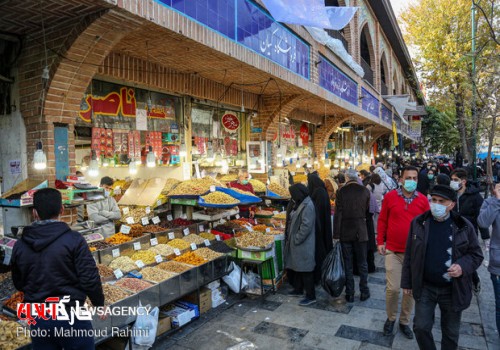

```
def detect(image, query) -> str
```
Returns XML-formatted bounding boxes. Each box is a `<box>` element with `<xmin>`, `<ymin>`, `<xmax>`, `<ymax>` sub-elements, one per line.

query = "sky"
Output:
<box><xmin>388</xmin><ymin>0</ymin><xmax>411</xmax><ymax>16</ymax></box>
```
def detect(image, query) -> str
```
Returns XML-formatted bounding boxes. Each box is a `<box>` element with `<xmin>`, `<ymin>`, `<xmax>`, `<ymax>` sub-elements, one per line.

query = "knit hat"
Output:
<box><xmin>430</xmin><ymin>184</ymin><xmax>457</xmax><ymax>202</ymax></box>
<box><xmin>345</xmin><ymin>168</ymin><xmax>359</xmax><ymax>181</ymax></box>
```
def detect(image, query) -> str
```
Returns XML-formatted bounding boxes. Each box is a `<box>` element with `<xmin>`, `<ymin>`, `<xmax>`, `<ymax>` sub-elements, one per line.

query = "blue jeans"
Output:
<box><xmin>413</xmin><ymin>284</ymin><xmax>462</xmax><ymax>350</ymax></box>
<box><xmin>31</xmin><ymin>317</ymin><xmax>95</xmax><ymax>350</ymax></box>
<box><xmin>492</xmin><ymin>273</ymin><xmax>500</xmax><ymax>336</ymax></box>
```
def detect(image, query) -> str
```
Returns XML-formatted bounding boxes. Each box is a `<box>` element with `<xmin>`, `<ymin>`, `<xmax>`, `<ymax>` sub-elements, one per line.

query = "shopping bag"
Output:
<box><xmin>133</xmin><ymin>302</ymin><xmax>159</xmax><ymax>347</ymax></box>
<box><xmin>321</xmin><ymin>242</ymin><xmax>345</xmax><ymax>297</ymax></box>
<box><xmin>222</xmin><ymin>261</ymin><xmax>248</xmax><ymax>293</ymax></box>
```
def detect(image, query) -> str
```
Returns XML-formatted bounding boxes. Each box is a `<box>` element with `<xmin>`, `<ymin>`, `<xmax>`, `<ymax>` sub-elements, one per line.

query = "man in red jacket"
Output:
<box><xmin>377</xmin><ymin>166</ymin><xmax>430</xmax><ymax>339</ymax></box>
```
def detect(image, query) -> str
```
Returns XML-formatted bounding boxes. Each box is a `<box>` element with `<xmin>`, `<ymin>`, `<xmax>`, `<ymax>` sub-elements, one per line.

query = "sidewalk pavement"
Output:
<box><xmin>154</xmin><ymin>251</ymin><xmax>499</xmax><ymax>350</ymax></box>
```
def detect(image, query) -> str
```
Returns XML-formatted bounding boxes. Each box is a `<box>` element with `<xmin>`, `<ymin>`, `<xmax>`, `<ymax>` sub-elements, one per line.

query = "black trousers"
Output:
<box><xmin>290</xmin><ymin>270</ymin><xmax>316</xmax><ymax>300</ymax></box>
<box><xmin>341</xmin><ymin>241</ymin><xmax>369</xmax><ymax>296</ymax></box>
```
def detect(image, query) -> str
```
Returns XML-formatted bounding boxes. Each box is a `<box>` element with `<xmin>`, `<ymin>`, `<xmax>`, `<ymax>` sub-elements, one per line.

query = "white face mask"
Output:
<box><xmin>450</xmin><ymin>180</ymin><xmax>462</xmax><ymax>191</ymax></box>
<box><xmin>104</xmin><ymin>190</ymin><xmax>111</xmax><ymax>197</ymax></box>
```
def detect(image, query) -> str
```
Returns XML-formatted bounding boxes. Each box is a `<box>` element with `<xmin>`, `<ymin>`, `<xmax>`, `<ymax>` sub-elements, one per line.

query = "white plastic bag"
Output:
<box><xmin>223</xmin><ymin>262</ymin><xmax>248</xmax><ymax>293</ymax></box>
<box><xmin>133</xmin><ymin>302</ymin><xmax>159</xmax><ymax>347</ymax></box>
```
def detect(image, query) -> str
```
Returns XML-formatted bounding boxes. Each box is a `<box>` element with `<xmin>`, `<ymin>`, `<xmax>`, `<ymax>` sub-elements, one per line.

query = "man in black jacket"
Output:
<box><xmin>401</xmin><ymin>185</ymin><xmax>483</xmax><ymax>350</ymax></box>
<box><xmin>333</xmin><ymin>169</ymin><xmax>371</xmax><ymax>302</ymax></box>
<box><xmin>11</xmin><ymin>188</ymin><xmax>105</xmax><ymax>349</ymax></box>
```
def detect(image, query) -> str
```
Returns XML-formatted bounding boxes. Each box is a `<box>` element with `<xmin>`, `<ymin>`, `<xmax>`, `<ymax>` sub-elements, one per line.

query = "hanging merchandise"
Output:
<box><xmin>221</xmin><ymin>111</ymin><xmax>240</xmax><ymax>133</ymax></box>
<box><xmin>300</xmin><ymin>123</ymin><xmax>309</xmax><ymax>144</ymax></box>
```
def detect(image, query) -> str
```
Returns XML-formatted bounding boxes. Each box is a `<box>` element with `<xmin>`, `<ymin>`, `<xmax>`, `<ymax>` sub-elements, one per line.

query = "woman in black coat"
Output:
<box><xmin>307</xmin><ymin>172</ymin><xmax>333</xmax><ymax>283</ymax></box>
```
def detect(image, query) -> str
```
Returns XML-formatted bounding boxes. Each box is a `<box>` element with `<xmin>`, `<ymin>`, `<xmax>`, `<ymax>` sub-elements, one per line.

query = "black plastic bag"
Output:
<box><xmin>321</xmin><ymin>242</ymin><xmax>345</xmax><ymax>297</ymax></box>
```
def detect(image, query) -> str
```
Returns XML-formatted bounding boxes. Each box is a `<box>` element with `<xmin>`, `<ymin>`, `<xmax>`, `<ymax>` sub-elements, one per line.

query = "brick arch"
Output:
<box><xmin>337</xmin><ymin>0</ymin><xmax>354</xmax><ymax>55</ymax></box>
<box><xmin>359</xmin><ymin>22</ymin><xmax>376</xmax><ymax>84</ymax></box>
<box><xmin>313</xmin><ymin>115</ymin><xmax>351</xmax><ymax>155</ymax></box>
<box><xmin>379</xmin><ymin>51</ymin><xmax>390</xmax><ymax>93</ymax></box>
<box><xmin>21</xmin><ymin>10</ymin><xmax>142</xmax><ymax>180</ymax></box>
<box><xmin>367</xmin><ymin>130</ymin><xmax>391</xmax><ymax>150</ymax></box>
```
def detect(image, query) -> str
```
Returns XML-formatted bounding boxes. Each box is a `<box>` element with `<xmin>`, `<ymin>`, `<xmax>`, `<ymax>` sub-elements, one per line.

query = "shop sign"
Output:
<box><xmin>318</xmin><ymin>55</ymin><xmax>358</xmax><ymax>105</ymax></box>
<box><xmin>361</xmin><ymin>88</ymin><xmax>380</xmax><ymax>118</ymax></box>
<box><xmin>409</xmin><ymin>116</ymin><xmax>422</xmax><ymax>138</ymax></box>
<box><xmin>272</xmin><ymin>124</ymin><xmax>296</xmax><ymax>142</ymax></box>
<box><xmin>300</xmin><ymin>123</ymin><xmax>309</xmax><ymax>144</ymax></box>
<box><xmin>381</xmin><ymin>104</ymin><xmax>392</xmax><ymax>124</ymax></box>
<box><xmin>221</xmin><ymin>112</ymin><xmax>240</xmax><ymax>133</ymax></box>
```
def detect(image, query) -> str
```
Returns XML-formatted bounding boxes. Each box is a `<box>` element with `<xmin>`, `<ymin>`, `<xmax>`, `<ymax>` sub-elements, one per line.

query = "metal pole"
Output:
<box><xmin>471</xmin><ymin>2</ymin><xmax>477</xmax><ymax>181</ymax></box>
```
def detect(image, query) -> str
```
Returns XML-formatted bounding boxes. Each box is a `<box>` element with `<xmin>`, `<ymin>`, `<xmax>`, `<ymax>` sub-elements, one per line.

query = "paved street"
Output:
<box><xmin>155</xmin><ymin>249</ymin><xmax>499</xmax><ymax>350</ymax></box>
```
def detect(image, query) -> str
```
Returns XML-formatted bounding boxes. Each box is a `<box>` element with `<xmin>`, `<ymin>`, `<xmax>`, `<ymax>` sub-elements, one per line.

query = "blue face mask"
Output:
<box><xmin>241</xmin><ymin>180</ymin><xmax>249</xmax><ymax>185</ymax></box>
<box><xmin>403</xmin><ymin>179</ymin><xmax>417</xmax><ymax>192</ymax></box>
<box><xmin>427</xmin><ymin>174</ymin><xmax>434</xmax><ymax>180</ymax></box>
<box><xmin>430</xmin><ymin>202</ymin><xmax>448</xmax><ymax>219</ymax></box>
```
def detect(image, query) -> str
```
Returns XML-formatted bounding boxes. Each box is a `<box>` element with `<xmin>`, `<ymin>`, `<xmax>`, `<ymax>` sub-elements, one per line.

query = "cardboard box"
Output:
<box><xmin>237</xmin><ymin>247</ymin><xmax>275</xmax><ymax>261</ymax></box>
<box><xmin>0</xmin><ymin>180</ymin><xmax>48</xmax><ymax>207</ymax></box>
<box><xmin>182</xmin><ymin>288</ymin><xmax>212</xmax><ymax>314</ymax></box>
<box><xmin>156</xmin><ymin>315</ymin><xmax>172</xmax><ymax>336</ymax></box>
<box><xmin>162</xmin><ymin>304</ymin><xmax>197</xmax><ymax>329</ymax></box>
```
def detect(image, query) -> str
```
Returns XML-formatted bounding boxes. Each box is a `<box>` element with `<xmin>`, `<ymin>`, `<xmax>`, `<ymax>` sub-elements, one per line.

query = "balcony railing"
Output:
<box><xmin>325</xmin><ymin>29</ymin><xmax>348</xmax><ymax>52</ymax></box>
<box><xmin>361</xmin><ymin>58</ymin><xmax>374</xmax><ymax>86</ymax></box>
<box><xmin>381</xmin><ymin>83</ymin><xmax>388</xmax><ymax>95</ymax></box>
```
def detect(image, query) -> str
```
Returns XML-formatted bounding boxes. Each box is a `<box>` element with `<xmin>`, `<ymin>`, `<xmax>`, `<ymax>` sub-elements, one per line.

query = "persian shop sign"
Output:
<box><xmin>79</xmin><ymin>82</ymin><xmax>175</xmax><ymax>123</ymax></box>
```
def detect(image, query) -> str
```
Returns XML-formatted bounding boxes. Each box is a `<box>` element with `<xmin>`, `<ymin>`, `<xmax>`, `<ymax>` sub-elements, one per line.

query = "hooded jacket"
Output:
<box><xmin>11</xmin><ymin>221</ymin><xmax>104</xmax><ymax>307</ymax></box>
<box><xmin>401</xmin><ymin>211</ymin><xmax>483</xmax><ymax>312</ymax></box>
<box><xmin>453</xmin><ymin>183</ymin><xmax>490</xmax><ymax>240</ymax></box>
<box><xmin>478</xmin><ymin>197</ymin><xmax>500</xmax><ymax>275</ymax></box>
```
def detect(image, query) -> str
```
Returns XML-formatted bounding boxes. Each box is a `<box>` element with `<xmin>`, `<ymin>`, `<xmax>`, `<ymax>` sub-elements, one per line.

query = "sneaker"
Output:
<box><xmin>288</xmin><ymin>290</ymin><xmax>303</xmax><ymax>297</ymax></box>
<box><xmin>299</xmin><ymin>298</ymin><xmax>317</xmax><ymax>306</ymax></box>
<box><xmin>399</xmin><ymin>323</ymin><xmax>414</xmax><ymax>339</ymax></box>
<box><xmin>473</xmin><ymin>279</ymin><xmax>481</xmax><ymax>295</ymax></box>
<box><xmin>383</xmin><ymin>319</ymin><xmax>395</xmax><ymax>336</ymax></box>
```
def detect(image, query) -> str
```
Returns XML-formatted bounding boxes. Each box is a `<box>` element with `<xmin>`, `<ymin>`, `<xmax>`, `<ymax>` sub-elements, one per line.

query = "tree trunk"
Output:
<box><xmin>454</xmin><ymin>91</ymin><xmax>470</xmax><ymax>160</ymax></box>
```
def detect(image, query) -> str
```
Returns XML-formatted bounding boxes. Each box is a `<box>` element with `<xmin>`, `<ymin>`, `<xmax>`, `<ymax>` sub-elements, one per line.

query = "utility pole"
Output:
<box><xmin>471</xmin><ymin>2</ymin><xmax>477</xmax><ymax>181</ymax></box>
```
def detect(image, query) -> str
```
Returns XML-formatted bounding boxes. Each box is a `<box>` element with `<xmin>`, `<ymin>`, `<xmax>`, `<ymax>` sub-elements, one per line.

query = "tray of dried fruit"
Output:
<box><xmin>215</xmin><ymin>187</ymin><xmax>262</xmax><ymax>205</ymax></box>
<box><xmin>197</xmin><ymin>191</ymin><xmax>240</xmax><ymax>209</ymax></box>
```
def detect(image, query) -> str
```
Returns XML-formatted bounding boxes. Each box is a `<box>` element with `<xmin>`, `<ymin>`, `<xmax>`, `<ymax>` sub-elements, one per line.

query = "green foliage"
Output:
<box><xmin>421</xmin><ymin>106</ymin><xmax>460</xmax><ymax>154</ymax></box>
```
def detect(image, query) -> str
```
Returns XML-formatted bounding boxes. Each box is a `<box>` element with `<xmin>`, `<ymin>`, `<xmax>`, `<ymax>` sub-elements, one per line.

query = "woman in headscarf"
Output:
<box><xmin>307</xmin><ymin>172</ymin><xmax>333</xmax><ymax>283</ymax></box>
<box><xmin>373</xmin><ymin>166</ymin><xmax>397</xmax><ymax>192</ymax></box>
<box><xmin>284</xmin><ymin>183</ymin><xmax>316</xmax><ymax>306</ymax></box>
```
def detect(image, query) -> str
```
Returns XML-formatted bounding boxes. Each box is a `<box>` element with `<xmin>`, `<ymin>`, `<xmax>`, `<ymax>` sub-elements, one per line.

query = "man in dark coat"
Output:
<box><xmin>11</xmin><ymin>188</ymin><xmax>105</xmax><ymax>349</ymax></box>
<box><xmin>333</xmin><ymin>169</ymin><xmax>371</xmax><ymax>302</ymax></box>
<box><xmin>307</xmin><ymin>172</ymin><xmax>333</xmax><ymax>283</ymax></box>
<box><xmin>401</xmin><ymin>185</ymin><xmax>483</xmax><ymax>350</ymax></box>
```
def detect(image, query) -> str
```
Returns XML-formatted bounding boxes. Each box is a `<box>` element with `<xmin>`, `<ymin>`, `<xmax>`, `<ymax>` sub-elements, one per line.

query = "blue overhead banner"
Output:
<box><xmin>318</xmin><ymin>56</ymin><xmax>358</xmax><ymax>105</ymax></box>
<box><xmin>156</xmin><ymin>0</ymin><xmax>310</xmax><ymax>79</ymax></box>
<box><xmin>381</xmin><ymin>104</ymin><xmax>392</xmax><ymax>124</ymax></box>
<box><xmin>361</xmin><ymin>87</ymin><xmax>379</xmax><ymax>118</ymax></box>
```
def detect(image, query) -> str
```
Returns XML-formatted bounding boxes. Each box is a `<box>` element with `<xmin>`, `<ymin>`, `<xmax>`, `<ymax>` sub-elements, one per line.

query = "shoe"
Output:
<box><xmin>299</xmin><ymin>298</ymin><xmax>317</xmax><ymax>306</ymax></box>
<box><xmin>288</xmin><ymin>290</ymin><xmax>303</xmax><ymax>297</ymax></box>
<box><xmin>473</xmin><ymin>279</ymin><xmax>481</xmax><ymax>295</ymax></box>
<box><xmin>345</xmin><ymin>295</ymin><xmax>354</xmax><ymax>303</ymax></box>
<box><xmin>360</xmin><ymin>292</ymin><xmax>370</xmax><ymax>301</ymax></box>
<box><xmin>399</xmin><ymin>324</ymin><xmax>414</xmax><ymax>339</ymax></box>
<box><xmin>383</xmin><ymin>319</ymin><xmax>395</xmax><ymax>336</ymax></box>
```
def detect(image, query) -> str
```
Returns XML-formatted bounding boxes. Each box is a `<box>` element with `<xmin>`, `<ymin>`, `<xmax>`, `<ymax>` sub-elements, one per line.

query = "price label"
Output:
<box><xmin>122</xmin><ymin>207</ymin><xmax>130</xmax><ymax>215</ymax></box>
<box><xmin>210</xmin><ymin>185</ymin><xmax>216</xmax><ymax>192</ymax></box>
<box><xmin>273</xmin><ymin>211</ymin><xmax>279</xmax><ymax>215</ymax></box>
<box><xmin>126</xmin><ymin>217</ymin><xmax>135</xmax><ymax>225</ymax></box>
<box><xmin>183</xmin><ymin>228</ymin><xmax>190</xmax><ymax>236</ymax></box>
<box><xmin>266</xmin><ymin>228</ymin><xmax>271</xmax><ymax>233</ymax></box>
<box><xmin>141</xmin><ymin>217</ymin><xmax>149</xmax><ymax>226</ymax></box>
<box><xmin>235</xmin><ymin>214</ymin><xmax>240</xmax><ymax>219</ymax></box>
<box><xmin>167</xmin><ymin>214</ymin><xmax>173</xmax><ymax>221</ymax></box>
<box><xmin>145</xmin><ymin>206</ymin><xmax>151</xmax><ymax>214</ymax></box>
<box><xmin>199</xmin><ymin>225</ymin><xmax>204</xmax><ymax>232</ymax></box>
<box><xmin>113</xmin><ymin>269</ymin><xmax>123</xmax><ymax>279</ymax></box>
<box><xmin>114</xmin><ymin>188</ymin><xmax>122</xmax><ymax>195</ymax></box>
<box><xmin>255</xmin><ymin>219</ymin><xmax>258</xmax><ymax>224</ymax></box>
<box><xmin>215</xmin><ymin>235</ymin><xmax>221</xmax><ymax>241</ymax></box>
<box><xmin>112</xmin><ymin>248</ymin><xmax>120</xmax><ymax>258</ymax></box>
<box><xmin>190</xmin><ymin>243</ymin><xmax>197</xmax><ymax>250</ymax></box>
<box><xmin>150</xmin><ymin>238</ymin><xmax>158</xmax><ymax>246</ymax></box>
<box><xmin>204</xmin><ymin>239</ymin><xmax>211</xmax><ymax>247</ymax></box>
<box><xmin>133</xmin><ymin>242</ymin><xmax>142</xmax><ymax>250</ymax></box>
<box><xmin>155</xmin><ymin>255</ymin><xmax>163</xmax><ymax>263</ymax></box>
<box><xmin>135</xmin><ymin>260</ymin><xmax>145</xmax><ymax>268</ymax></box>
<box><xmin>152</xmin><ymin>216</ymin><xmax>160</xmax><ymax>225</ymax></box>
<box><xmin>157</xmin><ymin>200</ymin><xmax>162</xmax><ymax>206</ymax></box>
<box><xmin>120</xmin><ymin>225</ymin><xmax>131</xmax><ymax>234</ymax></box>
<box><xmin>168</xmin><ymin>232</ymin><xmax>175</xmax><ymax>240</ymax></box>
<box><xmin>174</xmin><ymin>248</ymin><xmax>181</xmax><ymax>256</ymax></box>
<box><xmin>207</xmin><ymin>229</ymin><xmax>211</xmax><ymax>233</ymax></box>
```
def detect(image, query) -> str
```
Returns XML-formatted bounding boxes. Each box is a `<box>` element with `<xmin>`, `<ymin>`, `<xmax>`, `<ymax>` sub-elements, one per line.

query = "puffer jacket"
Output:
<box><xmin>454</xmin><ymin>183</ymin><xmax>490</xmax><ymax>240</ymax></box>
<box><xmin>478</xmin><ymin>197</ymin><xmax>500</xmax><ymax>275</ymax></box>
<box><xmin>401</xmin><ymin>211</ymin><xmax>483</xmax><ymax>312</ymax></box>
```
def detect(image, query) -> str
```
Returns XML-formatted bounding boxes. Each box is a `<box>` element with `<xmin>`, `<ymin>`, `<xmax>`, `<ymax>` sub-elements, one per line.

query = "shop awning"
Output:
<box><xmin>261</xmin><ymin>0</ymin><xmax>358</xmax><ymax>30</ymax></box>
<box><xmin>383</xmin><ymin>96</ymin><xmax>427</xmax><ymax>124</ymax></box>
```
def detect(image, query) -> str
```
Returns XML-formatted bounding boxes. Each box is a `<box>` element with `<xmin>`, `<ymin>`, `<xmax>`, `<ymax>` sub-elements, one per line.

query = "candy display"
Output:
<box><xmin>167</xmin><ymin>238</ymin><xmax>191</xmax><ymax>250</ymax></box>
<box><xmin>105</xmin><ymin>233</ymin><xmax>133</xmax><ymax>245</ymax></box>
<box><xmin>174</xmin><ymin>252</ymin><xmax>207</xmax><ymax>266</ymax></box>
<box><xmin>201</xmin><ymin>192</ymin><xmax>238</xmax><ymax>205</ymax></box>
<box><xmin>167</xmin><ymin>177</ymin><xmax>225</xmax><ymax>196</ymax></box>
<box><xmin>249</xmin><ymin>179</ymin><xmax>266</xmax><ymax>192</ymax></box>
<box><xmin>115</xmin><ymin>278</ymin><xmax>154</xmax><ymax>292</ymax></box>
<box><xmin>109</xmin><ymin>256</ymin><xmax>137</xmax><ymax>273</ymax></box>
<box><xmin>141</xmin><ymin>267</ymin><xmax>177</xmax><ymax>282</ymax></box>
<box><xmin>97</xmin><ymin>264</ymin><xmax>115</xmax><ymax>278</ymax></box>
<box><xmin>0</xmin><ymin>321</ymin><xmax>31</xmax><ymax>350</ymax></box>
<box><xmin>88</xmin><ymin>241</ymin><xmax>113</xmax><ymax>251</ymax></box>
<box><xmin>131</xmin><ymin>250</ymin><xmax>156</xmax><ymax>265</ymax></box>
<box><xmin>199</xmin><ymin>232</ymin><xmax>215</xmax><ymax>241</ymax></box>
<box><xmin>157</xmin><ymin>261</ymin><xmax>193</xmax><ymax>273</ymax></box>
<box><xmin>182</xmin><ymin>234</ymin><xmax>206</xmax><ymax>245</ymax></box>
<box><xmin>193</xmin><ymin>248</ymin><xmax>223</xmax><ymax>261</ymax></box>
<box><xmin>4</xmin><ymin>291</ymin><xmax>23</xmax><ymax>311</ymax></box>
<box><xmin>267</xmin><ymin>182</ymin><xmax>290</xmax><ymax>197</ymax></box>
<box><xmin>149</xmin><ymin>244</ymin><xmax>175</xmax><ymax>257</ymax></box>
<box><xmin>236</xmin><ymin>232</ymin><xmax>274</xmax><ymax>249</ymax></box>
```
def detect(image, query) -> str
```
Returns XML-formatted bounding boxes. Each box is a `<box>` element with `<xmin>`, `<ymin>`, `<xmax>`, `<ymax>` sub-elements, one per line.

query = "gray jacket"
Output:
<box><xmin>284</xmin><ymin>197</ymin><xmax>316</xmax><ymax>272</ymax></box>
<box><xmin>478</xmin><ymin>197</ymin><xmax>500</xmax><ymax>275</ymax></box>
<box><xmin>86</xmin><ymin>197</ymin><xmax>121</xmax><ymax>238</ymax></box>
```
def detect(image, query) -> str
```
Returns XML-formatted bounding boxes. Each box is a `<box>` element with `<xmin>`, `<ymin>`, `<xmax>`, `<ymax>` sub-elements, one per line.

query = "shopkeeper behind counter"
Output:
<box><xmin>86</xmin><ymin>176</ymin><xmax>121</xmax><ymax>238</ymax></box>
<box><xmin>228</xmin><ymin>169</ymin><xmax>255</xmax><ymax>218</ymax></box>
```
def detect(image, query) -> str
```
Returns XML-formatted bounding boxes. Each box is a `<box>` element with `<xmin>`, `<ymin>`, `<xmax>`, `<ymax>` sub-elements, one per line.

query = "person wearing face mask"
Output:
<box><xmin>426</xmin><ymin>169</ymin><xmax>436</xmax><ymax>194</ymax></box>
<box><xmin>86</xmin><ymin>176</ymin><xmax>121</xmax><ymax>238</ymax></box>
<box><xmin>417</xmin><ymin>161</ymin><xmax>433</xmax><ymax>195</ymax></box>
<box><xmin>377</xmin><ymin>166</ymin><xmax>430</xmax><ymax>339</ymax></box>
<box><xmin>228</xmin><ymin>169</ymin><xmax>255</xmax><ymax>218</ymax></box>
<box><xmin>401</xmin><ymin>185</ymin><xmax>483</xmax><ymax>350</ymax></box>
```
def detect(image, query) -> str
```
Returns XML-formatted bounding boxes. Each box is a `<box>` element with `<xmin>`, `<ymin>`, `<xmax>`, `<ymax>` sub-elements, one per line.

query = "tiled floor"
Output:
<box><xmin>154</xmin><ymin>249</ymin><xmax>499</xmax><ymax>350</ymax></box>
